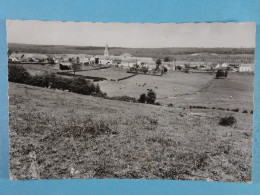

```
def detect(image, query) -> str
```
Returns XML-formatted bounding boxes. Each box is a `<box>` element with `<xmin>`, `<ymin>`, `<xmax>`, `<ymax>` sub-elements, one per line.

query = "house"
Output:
<box><xmin>8</xmin><ymin>53</ymin><xmax>24</xmax><ymax>62</ymax></box>
<box><xmin>239</xmin><ymin>64</ymin><xmax>253</xmax><ymax>72</ymax></box>
<box><xmin>79</xmin><ymin>57</ymin><xmax>90</xmax><ymax>64</ymax></box>
<box><xmin>99</xmin><ymin>59</ymin><xmax>112</xmax><ymax>65</ymax></box>
<box><xmin>220</xmin><ymin>63</ymin><xmax>229</xmax><ymax>68</ymax></box>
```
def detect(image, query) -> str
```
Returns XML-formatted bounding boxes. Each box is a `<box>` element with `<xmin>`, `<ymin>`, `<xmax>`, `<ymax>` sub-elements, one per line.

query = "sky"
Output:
<box><xmin>6</xmin><ymin>20</ymin><xmax>256</xmax><ymax>48</ymax></box>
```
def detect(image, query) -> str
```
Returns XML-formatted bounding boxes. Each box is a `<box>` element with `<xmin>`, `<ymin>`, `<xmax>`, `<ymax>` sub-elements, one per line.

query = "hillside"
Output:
<box><xmin>9</xmin><ymin>82</ymin><xmax>253</xmax><ymax>182</ymax></box>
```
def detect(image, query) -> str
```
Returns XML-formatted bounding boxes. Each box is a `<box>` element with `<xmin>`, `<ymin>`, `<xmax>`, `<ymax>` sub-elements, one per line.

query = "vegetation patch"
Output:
<box><xmin>219</xmin><ymin>116</ymin><xmax>237</xmax><ymax>127</ymax></box>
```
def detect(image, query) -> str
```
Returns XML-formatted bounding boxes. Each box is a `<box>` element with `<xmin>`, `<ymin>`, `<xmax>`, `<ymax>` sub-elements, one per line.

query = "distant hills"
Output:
<box><xmin>8</xmin><ymin>43</ymin><xmax>255</xmax><ymax>59</ymax></box>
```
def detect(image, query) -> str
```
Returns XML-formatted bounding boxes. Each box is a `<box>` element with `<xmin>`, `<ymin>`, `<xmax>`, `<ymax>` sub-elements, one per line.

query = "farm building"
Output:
<box><xmin>219</xmin><ymin>63</ymin><xmax>228</xmax><ymax>69</ymax></box>
<box><xmin>79</xmin><ymin>57</ymin><xmax>90</xmax><ymax>64</ymax></box>
<box><xmin>239</xmin><ymin>64</ymin><xmax>254</xmax><ymax>72</ymax></box>
<box><xmin>8</xmin><ymin>53</ymin><xmax>24</xmax><ymax>62</ymax></box>
<box><xmin>161</xmin><ymin>62</ymin><xmax>176</xmax><ymax>70</ymax></box>
<box><xmin>99</xmin><ymin>59</ymin><xmax>113</xmax><ymax>65</ymax></box>
<box><xmin>21</xmin><ymin>53</ymin><xmax>50</xmax><ymax>61</ymax></box>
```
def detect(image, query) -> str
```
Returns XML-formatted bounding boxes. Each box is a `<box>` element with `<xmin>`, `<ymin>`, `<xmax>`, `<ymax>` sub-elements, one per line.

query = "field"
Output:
<box><xmin>9</xmin><ymin>63</ymin><xmax>60</xmax><ymax>76</ymax></box>
<box><xmin>98</xmin><ymin>72</ymin><xmax>254</xmax><ymax>110</ymax></box>
<box><xmin>75</xmin><ymin>68</ymin><xmax>134</xmax><ymax>80</ymax></box>
<box><xmin>9</xmin><ymin>80</ymin><xmax>253</xmax><ymax>182</ymax></box>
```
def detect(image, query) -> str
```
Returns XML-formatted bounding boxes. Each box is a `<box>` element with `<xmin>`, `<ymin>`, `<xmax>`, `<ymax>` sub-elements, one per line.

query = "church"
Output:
<box><xmin>104</xmin><ymin>44</ymin><xmax>109</xmax><ymax>57</ymax></box>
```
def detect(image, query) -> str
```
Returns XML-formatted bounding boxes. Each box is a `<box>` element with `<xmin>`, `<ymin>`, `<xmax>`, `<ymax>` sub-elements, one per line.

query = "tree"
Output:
<box><xmin>72</xmin><ymin>57</ymin><xmax>81</xmax><ymax>75</ymax></box>
<box><xmin>164</xmin><ymin>56</ymin><xmax>171</xmax><ymax>62</ymax></box>
<box><xmin>146</xmin><ymin>89</ymin><xmax>156</xmax><ymax>104</ymax></box>
<box><xmin>8</xmin><ymin>65</ymin><xmax>31</xmax><ymax>84</ymax></box>
<box><xmin>155</xmin><ymin>59</ymin><xmax>161</xmax><ymax>70</ymax></box>
<box><xmin>142</xmin><ymin>67</ymin><xmax>148</xmax><ymax>74</ymax></box>
<box><xmin>47</xmin><ymin>57</ymin><xmax>55</xmax><ymax>65</ymax></box>
<box><xmin>7</xmin><ymin>49</ymin><xmax>14</xmax><ymax>57</ymax></box>
<box><xmin>138</xmin><ymin>93</ymin><xmax>147</xmax><ymax>103</ymax></box>
<box><xmin>163</xmin><ymin>67</ymin><xmax>168</xmax><ymax>73</ymax></box>
<box><xmin>184</xmin><ymin>63</ymin><xmax>190</xmax><ymax>73</ymax></box>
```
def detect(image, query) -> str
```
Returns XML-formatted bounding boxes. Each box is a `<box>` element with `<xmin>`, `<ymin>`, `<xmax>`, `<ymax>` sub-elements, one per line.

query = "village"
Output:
<box><xmin>8</xmin><ymin>44</ymin><xmax>255</xmax><ymax>75</ymax></box>
<box><xmin>7</xmin><ymin>20</ymin><xmax>255</xmax><ymax>183</ymax></box>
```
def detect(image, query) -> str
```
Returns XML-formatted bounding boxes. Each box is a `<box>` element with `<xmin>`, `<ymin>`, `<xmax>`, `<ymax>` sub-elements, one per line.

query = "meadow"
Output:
<box><xmin>75</xmin><ymin>68</ymin><xmax>134</xmax><ymax>80</ymax></box>
<box><xmin>98</xmin><ymin>71</ymin><xmax>214</xmax><ymax>102</ymax></box>
<box><xmin>9</xmin><ymin>81</ymin><xmax>253</xmax><ymax>182</ymax></box>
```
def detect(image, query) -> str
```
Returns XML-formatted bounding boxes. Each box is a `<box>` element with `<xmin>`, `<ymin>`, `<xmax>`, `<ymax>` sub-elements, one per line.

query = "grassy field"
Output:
<box><xmin>159</xmin><ymin>72</ymin><xmax>254</xmax><ymax>112</ymax></box>
<box><xmin>75</xmin><ymin>68</ymin><xmax>134</xmax><ymax>80</ymax></box>
<box><xmin>9</xmin><ymin>82</ymin><xmax>253</xmax><ymax>182</ymax></box>
<box><xmin>99</xmin><ymin>72</ymin><xmax>214</xmax><ymax>102</ymax></box>
<box><xmin>9</xmin><ymin>63</ymin><xmax>60</xmax><ymax>76</ymax></box>
<box><xmin>98</xmin><ymin>72</ymin><xmax>254</xmax><ymax>110</ymax></box>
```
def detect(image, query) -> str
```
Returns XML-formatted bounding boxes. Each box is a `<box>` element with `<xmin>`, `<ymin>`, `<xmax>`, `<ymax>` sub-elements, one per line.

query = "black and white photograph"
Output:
<box><xmin>7</xmin><ymin>20</ymin><xmax>255</xmax><ymax>182</ymax></box>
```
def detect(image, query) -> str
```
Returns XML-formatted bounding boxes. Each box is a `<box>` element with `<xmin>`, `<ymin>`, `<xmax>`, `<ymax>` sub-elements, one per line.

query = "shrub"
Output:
<box><xmin>138</xmin><ymin>93</ymin><xmax>147</xmax><ymax>103</ymax></box>
<box><xmin>146</xmin><ymin>89</ymin><xmax>156</xmax><ymax>104</ymax></box>
<box><xmin>108</xmin><ymin>96</ymin><xmax>136</xmax><ymax>102</ymax></box>
<box><xmin>242</xmin><ymin>110</ymin><xmax>248</xmax><ymax>113</ymax></box>
<box><xmin>155</xmin><ymin>102</ymin><xmax>161</xmax><ymax>106</ymax></box>
<box><xmin>219</xmin><ymin>116</ymin><xmax>237</xmax><ymax>127</ymax></box>
<box><xmin>212</xmin><ymin>107</ymin><xmax>216</xmax><ymax>109</ymax></box>
<box><xmin>65</xmin><ymin>117</ymin><xmax>112</xmax><ymax>138</ymax></box>
<box><xmin>231</xmin><ymin>108</ymin><xmax>239</xmax><ymax>112</ymax></box>
<box><xmin>9</xmin><ymin>66</ymin><xmax>102</xmax><ymax>97</ymax></box>
<box><xmin>168</xmin><ymin>103</ymin><xmax>173</xmax><ymax>107</ymax></box>
<box><xmin>8</xmin><ymin>64</ymin><xmax>31</xmax><ymax>84</ymax></box>
<box><xmin>251</xmin><ymin>110</ymin><xmax>253</xmax><ymax>114</ymax></box>
<box><xmin>70</xmin><ymin>77</ymin><xmax>92</xmax><ymax>95</ymax></box>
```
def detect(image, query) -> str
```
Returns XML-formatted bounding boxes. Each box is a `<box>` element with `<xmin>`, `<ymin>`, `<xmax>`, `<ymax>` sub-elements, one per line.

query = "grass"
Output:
<box><xmin>9</xmin><ymin>82</ymin><xmax>253</xmax><ymax>182</ymax></box>
<box><xmin>98</xmin><ymin>71</ymin><xmax>213</xmax><ymax>103</ymax></box>
<box><xmin>156</xmin><ymin>72</ymin><xmax>254</xmax><ymax>111</ymax></box>
<box><xmin>75</xmin><ymin>68</ymin><xmax>134</xmax><ymax>80</ymax></box>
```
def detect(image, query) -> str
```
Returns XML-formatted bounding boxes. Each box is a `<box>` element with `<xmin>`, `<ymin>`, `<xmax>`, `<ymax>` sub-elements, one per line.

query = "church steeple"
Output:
<box><xmin>104</xmin><ymin>44</ymin><xmax>109</xmax><ymax>57</ymax></box>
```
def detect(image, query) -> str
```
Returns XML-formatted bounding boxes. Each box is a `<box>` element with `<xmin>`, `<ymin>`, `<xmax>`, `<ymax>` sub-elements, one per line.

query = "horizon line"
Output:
<box><xmin>7</xmin><ymin>42</ymin><xmax>256</xmax><ymax>49</ymax></box>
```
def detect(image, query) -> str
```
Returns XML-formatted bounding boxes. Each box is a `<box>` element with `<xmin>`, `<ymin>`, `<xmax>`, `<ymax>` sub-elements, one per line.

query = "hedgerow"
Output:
<box><xmin>8</xmin><ymin>64</ymin><xmax>104</xmax><ymax>96</ymax></box>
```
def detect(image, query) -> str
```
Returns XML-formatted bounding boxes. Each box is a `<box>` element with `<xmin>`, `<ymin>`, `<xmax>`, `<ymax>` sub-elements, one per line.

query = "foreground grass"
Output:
<box><xmin>9</xmin><ymin>82</ymin><xmax>253</xmax><ymax>182</ymax></box>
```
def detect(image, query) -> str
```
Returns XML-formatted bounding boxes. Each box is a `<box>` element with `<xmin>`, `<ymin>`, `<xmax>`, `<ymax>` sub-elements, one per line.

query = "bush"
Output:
<box><xmin>219</xmin><ymin>116</ymin><xmax>237</xmax><ymax>127</ymax></box>
<box><xmin>9</xmin><ymin>66</ymin><xmax>102</xmax><ymax>97</ymax></box>
<box><xmin>231</xmin><ymin>108</ymin><xmax>239</xmax><ymax>112</ymax></box>
<box><xmin>251</xmin><ymin>110</ymin><xmax>253</xmax><ymax>114</ymax></box>
<box><xmin>146</xmin><ymin>89</ymin><xmax>156</xmax><ymax>104</ymax></box>
<box><xmin>8</xmin><ymin>64</ymin><xmax>31</xmax><ymax>84</ymax></box>
<box><xmin>168</xmin><ymin>103</ymin><xmax>173</xmax><ymax>107</ymax></box>
<box><xmin>108</xmin><ymin>96</ymin><xmax>136</xmax><ymax>102</ymax></box>
<box><xmin>242</xmin><ymin>110</ymin><xmax>248</xmax><ymax>113</ymax></box>
<box><xmin>138</xmin><ymin>93</ymin><xmax>147</xmax><ymax>103</ymax></box>
<box><xmin>155</xmin><ymin>102</ymin><xmax>161</xmax><ymax>106</ymax></box>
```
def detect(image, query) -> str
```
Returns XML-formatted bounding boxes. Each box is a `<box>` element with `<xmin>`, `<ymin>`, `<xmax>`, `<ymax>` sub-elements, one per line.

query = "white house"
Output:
<box><xmin>239</xmin><ymin>64</ymin><xmax>253</xmax><ymax>72</ymax></box>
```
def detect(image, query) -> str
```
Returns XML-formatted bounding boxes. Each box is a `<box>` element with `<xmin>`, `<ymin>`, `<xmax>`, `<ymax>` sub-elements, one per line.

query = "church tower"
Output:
<box><xmin>104</xmin><ymin>44</ymin><xmax>109</xmax><ymax>57</ymax></box>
